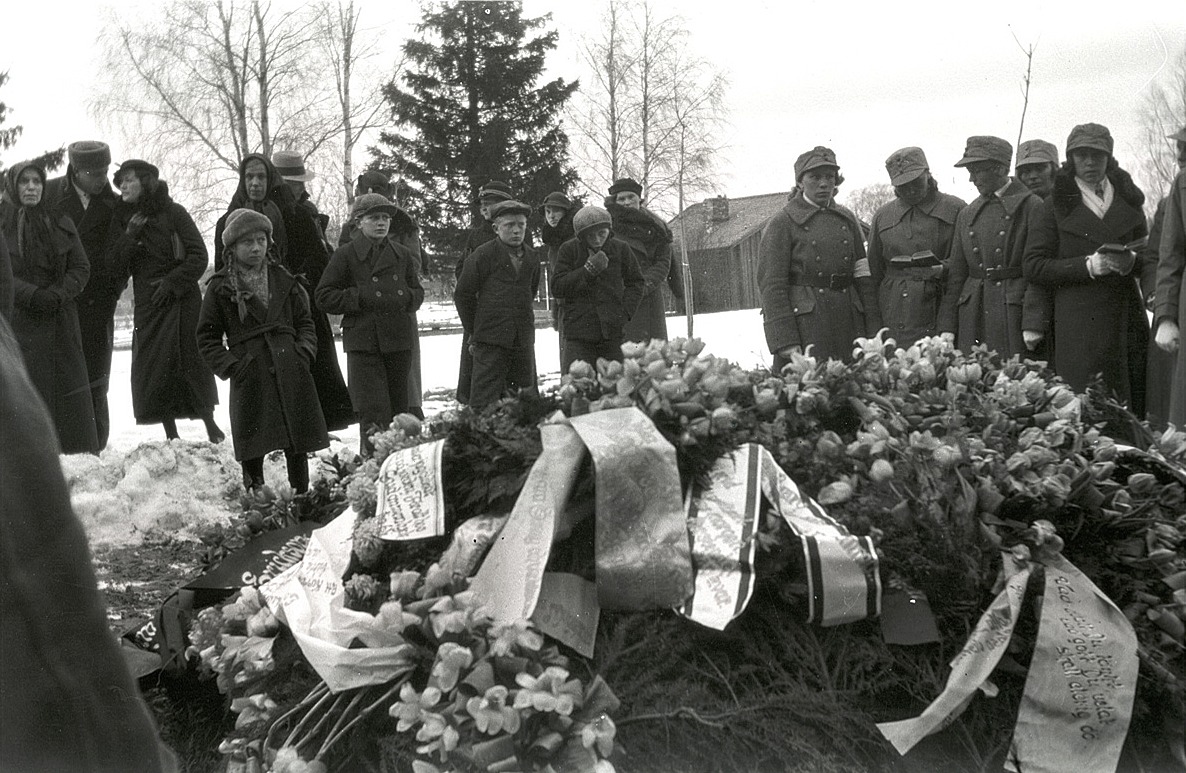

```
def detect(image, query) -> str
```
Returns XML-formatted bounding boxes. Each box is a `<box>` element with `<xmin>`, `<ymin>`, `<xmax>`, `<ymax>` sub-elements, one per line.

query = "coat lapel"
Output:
<box><xmin>265</xmin><ymin>267</ymin><xmax>293</xmax><ymax>323</ymax></box>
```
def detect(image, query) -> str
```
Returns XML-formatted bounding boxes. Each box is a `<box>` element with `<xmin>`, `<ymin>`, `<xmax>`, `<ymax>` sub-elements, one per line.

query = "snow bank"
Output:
<box><xmin>61</xmin><ymin>440</ymin><xmax>243</xmax><ymax>546</ymax></box>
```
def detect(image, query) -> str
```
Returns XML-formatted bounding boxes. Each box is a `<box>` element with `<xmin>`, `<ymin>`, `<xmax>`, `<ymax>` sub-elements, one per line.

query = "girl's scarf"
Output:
<box><xmin>227</xmin><ymin>259</ymin><xmax>269</xmax><ymax>322</ymax></box>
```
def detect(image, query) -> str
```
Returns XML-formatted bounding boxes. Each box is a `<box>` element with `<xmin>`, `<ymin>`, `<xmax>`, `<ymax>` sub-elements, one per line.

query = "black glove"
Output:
<box><xmin>126</xmin><ymin>212</ymin><xmax>149</xmax><ymax>238</ymax></box>
<box><xmin>28</xmin><ymin>289</ymin><xmax>63</xmax><ymax>314</ymax></box>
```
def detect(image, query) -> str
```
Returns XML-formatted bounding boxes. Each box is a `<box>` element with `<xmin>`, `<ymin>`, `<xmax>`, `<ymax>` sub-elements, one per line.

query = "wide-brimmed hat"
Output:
<box><xmin>68</xmin><ymin>141</ymin><xmax>111</xmax><ymax>173</ymax></box>
<box><xmin>608</xmin><ymin>178</ymin><xmax>643</xmax><ymax>197</ymax></box>
<box><xmin>489</xmin><ymin>200</ymin><xmax>532</xmax><ymax>220</ymax></box>
<box><xmin>884</xmin><ymin>147</ymin><xmax>928</xmax><ymax>186</ymax></box>
<box><xmin>1066</xmin><ymin>123</ymin><xmax>1114</xmax><ymax>156</ymax></box>
<box><xmin>478</xmin><ymin>180</ymin><xmax>513</xmax><ymax>202</ymax></box>
<box><xmin>794</xmin><ymin>146</ymin><xmax>839</xmax><ymax>179</ymax></box>
<box><xmin>572</xmin><ymin>205</ymin><xmax>612</xmax><ymax>238</ymax></box>
<box><xmin>351</xmin><ymin>193</ymin><xmax>398</xmax><ymax>220</ymax></box>
<box><xmin>954</xmin><ymin>136</ymin><xmax>1012</xmax><ymax>168</ymax></box>
<box><xmin>222</xmin><ymin>208</ymin><xmax>274</xmax><ymax>247</ymax></box>
<box><xmin>272</xmin><ymin>150</ymin><xmax>315</xmax><ymax>182</ymax></box>
<box><xmin>113</xmin><ymin>159</ymin><xmax>161</xmax><ymax>186</ymax></box>
<box><xmin>1016</xmin><ymin>139</ymin><xmax>1059</xmax><ymax>168</ymax></box>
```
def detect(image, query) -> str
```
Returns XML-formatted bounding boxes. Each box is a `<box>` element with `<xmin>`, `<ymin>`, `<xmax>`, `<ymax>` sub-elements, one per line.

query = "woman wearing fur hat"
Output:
<box><xmin>1</xmin><ymin>160</ymin><xmax>99</xmax><ymax>453</ymax></box>
<box><xmin>1023</xmin><ymin>124</ymin><xmax>1153</xmax><ymax>414</ymax></box>
<box><xmin>605</xmin><ymin>178</ymin><xmax>673</xmax><ymax>343</ymax></box>
<box><xmin>111</xmin><ymin>159</ymin><xmax>223</xmax><ymax>442</ymax></box>
<box><xmin>757</xmin><ymin>147</ymin><xmax>880</xmax><ymax>368</ymax></box>
<box><xmin>197</xmin><ymin>209</ymin><xmax>328</xmax><ymax>492</ymax></box>
<box><xmin>212</xmin><ymin>154</ymin><xmax>290</xmax><ymax>272</ymax></box>
<box><xmin>553</xmin><ymin>205</ymin><xmax>645</xmax><ymax>375</ymax></box>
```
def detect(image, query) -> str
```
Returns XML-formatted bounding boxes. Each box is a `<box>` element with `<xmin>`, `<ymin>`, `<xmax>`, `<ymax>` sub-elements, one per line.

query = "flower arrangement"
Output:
<box><xmin>187</xmin><ymin>332</ymin><xmax>1185</xmax><ymax>772</ymax></box>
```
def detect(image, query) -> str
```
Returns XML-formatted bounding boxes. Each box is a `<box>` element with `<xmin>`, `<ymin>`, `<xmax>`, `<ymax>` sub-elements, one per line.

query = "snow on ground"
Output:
<box><xmin>68</xmin><ymin>308</ymin><xmax>769</xmax><ymax>546</ymax></box>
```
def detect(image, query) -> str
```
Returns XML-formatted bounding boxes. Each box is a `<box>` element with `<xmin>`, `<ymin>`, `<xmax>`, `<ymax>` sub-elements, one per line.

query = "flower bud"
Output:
<box><xmin>869</xmin><ymin>459</ymin><xmax>895</xmax><ymax>482</ymax></box>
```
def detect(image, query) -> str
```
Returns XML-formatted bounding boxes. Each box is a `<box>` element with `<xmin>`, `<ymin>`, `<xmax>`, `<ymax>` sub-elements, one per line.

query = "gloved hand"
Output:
<box><xmin>126</xmin><ymin>212</ymin><xmax>149</xmax><ymax>238</ymax></box>
<box><xmin>585</xmin><ymin>250</ymin><xmax>609</xmax><ymax>274</ymax></box>
<box><xmin>1085</xmin><ymin>252</ymin><xmax>1112</xmax><ymax>278</ymax></box>
<box><xmin>28</xmin><ymin>288</ymin><xmax>63</xmax><ymax>314</ymax></box>
<box><xmin>1156</xmin><ymin>320</ymin><xmax>1181</xmax><ymax>353</ymax></box>
<box><xmin>1022</xmin><ymin>330</ymin><xmax>1044</xmax><ymax>350</ymax></box>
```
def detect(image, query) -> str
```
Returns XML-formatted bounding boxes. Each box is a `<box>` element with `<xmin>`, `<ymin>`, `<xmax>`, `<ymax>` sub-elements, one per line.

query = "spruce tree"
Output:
<box><xmin>372</xmin><ymin>2</ymin><xmax>578</xmax><ymax>272</ymax></box>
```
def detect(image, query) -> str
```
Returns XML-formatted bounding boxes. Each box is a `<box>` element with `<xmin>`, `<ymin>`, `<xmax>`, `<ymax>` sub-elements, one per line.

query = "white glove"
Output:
<box><xmin>1085</xmin><ymin>252</ymin><xmax>1111</xmax><ymax>278</ymax></box>
<box><xmin>1155</xmin><ymin>320</ymin><xmax>1181</xmax><ymax>353</ymax></box>
<box><xmin>1022</xmin><ymin>330</ymin><xmax>1044</xmax><ymax>350</ymax></box>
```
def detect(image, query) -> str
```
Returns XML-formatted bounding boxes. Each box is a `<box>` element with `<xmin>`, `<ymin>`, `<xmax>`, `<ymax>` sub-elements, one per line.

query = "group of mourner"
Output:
<box><xmin>1</xmin><ymin>121</ymin><xmax>1185</xmax><ymax>491</ymax></box>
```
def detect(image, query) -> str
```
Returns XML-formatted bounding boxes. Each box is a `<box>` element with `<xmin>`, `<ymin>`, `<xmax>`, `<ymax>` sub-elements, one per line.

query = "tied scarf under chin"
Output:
<box><xmin>225</xmin><ymin>257</ymin><xmax>270</xmax><ymax>322</ymax></box>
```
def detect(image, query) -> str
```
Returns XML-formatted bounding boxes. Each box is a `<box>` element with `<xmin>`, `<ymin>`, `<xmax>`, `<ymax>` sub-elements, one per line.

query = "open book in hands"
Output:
<box><xmin>888</xmin><ymin>250</ymin><xmax>941</xmax><ymax>268</ymax></box>
<box><xmin>1097</xmin><ymin>237</ymin><xmax>1147</xmax><ymax>275</ymax></box>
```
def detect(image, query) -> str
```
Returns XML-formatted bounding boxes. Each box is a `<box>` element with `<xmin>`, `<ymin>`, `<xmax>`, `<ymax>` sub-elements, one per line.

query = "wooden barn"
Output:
<box><xmin>668</xmin><ymin>192</ymin><xmax>791</xmax><ymax>314</ymax></box>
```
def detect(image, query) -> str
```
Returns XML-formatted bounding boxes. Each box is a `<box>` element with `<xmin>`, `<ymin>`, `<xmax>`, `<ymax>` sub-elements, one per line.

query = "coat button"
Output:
<box><xmin>901</xmin><ymin>292</ymin><xmax>908</xmax><ymax>297</ymax></box>
<box><xmin>376</xmin><ymin>291</ymin><xmax>382</xmax><ymax>296</ymax></box>
<box><xmin>372</xmin><ymin>276</ymin><xmax>378</xmax><ymax>282</ymax></box>
<box><xmin>998</xmin><ymin>230</ymin><xmax>1005</xmax><ymax>236</ymax></box>
<box><xmin>397</xmin><ymin>290</ymin><xmax>404</xmax><ymax>295</ymax></box>
<box><xmin>972</xmin><ymin>247</ymin><xmax>980</xmax><ymax>253</ymax></box>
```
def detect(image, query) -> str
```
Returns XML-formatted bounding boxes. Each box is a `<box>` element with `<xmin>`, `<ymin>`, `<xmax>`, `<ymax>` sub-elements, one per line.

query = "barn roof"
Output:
<box><xmin>668</xmin><ymin>191</ymin><xmax>792</xmax><ymax>250</ymax></box>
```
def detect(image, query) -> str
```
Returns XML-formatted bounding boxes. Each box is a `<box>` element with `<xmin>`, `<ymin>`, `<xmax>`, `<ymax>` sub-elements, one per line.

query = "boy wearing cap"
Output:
<box><xmin>316</xmin><ymin>194</ymin><xmax>424</xmax><ymax>455</ymax></box>
<box><xmin>938</xmin><ymin>135</ymin><xmax>1049</xmax><ymax>359</ymax></box>
<box><xmin>1024</xmin><ymin>123</ymin><xmax>1152</xmax><ymax>415</ymax></box>
<box><xmin>867</xmin><ymin>147</ymin><xmax>966</xmax><ymax>348</ymax></box>
<box><xmin>454</xmin><ymin>200</ymin><xmax>541</xmax><ymax>409</ymax></box>
<box><xmin>198</xmin><ymin>209</ymin><xmax>328</xmax><ymax>492</ymax></box>
<box><xmin>44</xmin><ymin>140</ymin><xmax>122</xmax><ymax>449</ymax></box>
<box><xmin>1015</xmin><ymin>140</ymin><xmax>1059</xmax><ymax>200</ymax></box>
<box><xmin>454</xmin><ymin>179</ymin><xmax>514</xmax><ymax>404</ymax></box>
<box><xmin>605</xmin><ymin>178</ymin><xmax>674</xmax><ymax>343</ymax></box>
<box><xmin>757</xmin><ymin>146</ymin><xmax>880</xmax><ymax>367</ymax></box>
<box><xmin>553</xmin><ymin>205</ymin><xmax>645</xmax><ymax>374</ymax></box>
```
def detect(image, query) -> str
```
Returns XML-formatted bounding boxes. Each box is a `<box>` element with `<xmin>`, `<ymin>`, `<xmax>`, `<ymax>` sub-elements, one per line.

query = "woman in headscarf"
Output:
<box><xmin>111</xmin><ymin>159</ymin><xmax>222</xmax><ymax>442</ymax></box>
<box><xmin>0</xmin><ymin>161</ymin><xmax>99</xmax><ymax>453</ymax></box>
<box><xmin>197</xmin><ymin>208</ymin><xmax>327</xmax><ymax>492</ymax></box>
<box><xmin>1024</xmin><ymin>123</ymin><xmax>1153</xmax><ymax>415</ymax></box>
<box><xmin>212</xmin><ymin>154</ymin><xmax>290</xmax><ymax>272</ymax></box>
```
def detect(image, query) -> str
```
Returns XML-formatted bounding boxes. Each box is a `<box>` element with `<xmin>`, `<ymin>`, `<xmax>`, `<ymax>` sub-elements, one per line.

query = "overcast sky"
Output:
<box><xmin>2</xmin><ymin>0</ymin><xmax>1184</xmax><ymax>214</ymax></box>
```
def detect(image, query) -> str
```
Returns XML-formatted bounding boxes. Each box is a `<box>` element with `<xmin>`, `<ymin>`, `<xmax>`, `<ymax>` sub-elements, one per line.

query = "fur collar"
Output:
<box><xmin>1051</xmin><ymin>165</ymin><xmax>1144</xmax><ymax>218</ymax></box>
<box><xmin>604</xmin><ymin>200</ymin><xmax>672</xmax><ymax>245</ymax></box>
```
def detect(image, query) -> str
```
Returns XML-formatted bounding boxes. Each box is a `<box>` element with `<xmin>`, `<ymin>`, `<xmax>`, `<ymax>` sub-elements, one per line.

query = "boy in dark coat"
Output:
<box><xmin>454</xmin><ymin>199</ymin><xmax>541</xmax><ymax>409</ymax></box>
<box><xmin>553</xmin><ymin>205</ymin><xmax>645</xmax><ymax>374</ymax></box>
<box><xmin>316</xmin><ymin>194</ymin><xmax>423</xmax><ymax>456</ymax></box>
<box><xmin>197</xmin><ymin>209</ymin><xmax>328</xmax><ymax>492</ymax></box>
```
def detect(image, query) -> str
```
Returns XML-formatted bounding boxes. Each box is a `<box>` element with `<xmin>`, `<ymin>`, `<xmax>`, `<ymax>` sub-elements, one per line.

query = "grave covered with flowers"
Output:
<box><xmin>186</xmin><ymin>333</ymin><xmax>1185</xmax><ymax>773</ymax></box>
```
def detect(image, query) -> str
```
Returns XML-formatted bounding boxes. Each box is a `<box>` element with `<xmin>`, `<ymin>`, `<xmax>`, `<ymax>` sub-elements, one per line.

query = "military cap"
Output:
<box><xmin>351</xmin><ymin>193</ymin><xmax>398</xmax><ymax>220</ymax></box>
<box><xmin>885</xmin><ymin>147</ymin><xmax>929</xmax><ymax>186</ymax></box>
<box><xmin>68</xmin><ymin>141</ymin><xmax>111</xmax><ymax>173</ymax></box>
<box><xmin>954</xmin><ymin>136</ymin><xmax>1012</xmax><ymax>168</ymax></box>
<box><xmin>478</xmin><ymin>180</ymin><xmax>513</xmax><ymax>202</ymax></box>
<box><xmin>794</xmin><ymin>146</ymin><xmax>839</xmax><ymax>179</ymax></box>
<box><xmin>1016</xmin><ymin>140</ymin><xmax>1059</xmax><ymax>168</ymax></box>
<box><xmin>489</xmin><ymin>200</ymin><xmax>532</xmax><ymax>220</ymax></box>
<box><xmin>608</xmin><ymin>178</ymin><xmax>644</xmax><ymax>196</ymax></box>
<box><xmin>1066</xmin><ymin>123</ymin><xmax>1114</xmax><ymax>156</ymax></box>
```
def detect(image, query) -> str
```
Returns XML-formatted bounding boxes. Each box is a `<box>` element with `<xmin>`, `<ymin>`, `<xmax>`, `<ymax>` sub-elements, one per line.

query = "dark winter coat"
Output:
<box><xmin>278</xmin><ymin>194</ymin><xmax>354</xmax><ymax>430</ymax></box>
<box><xmin>0</xmin><ymin>234</ymin><xmax>11</xmax><ymax>321</ymax></box>
<box><xmin>455</xmin><ymin>238</ymin><xmax>541</xmax><ymax>348</ymax></box>
<box><xmin>757</xmin><ymin>194</ymin><xmax>880</xmax><ymax>362</ymax></box>
<box><xmin>606</xmin><ymin>201</ymin><xmax>672</xmax><ymax>342</ymax></box>
<box><xmin>111</xmin><ymin>182</ymin><xmax>218</xmax><ymax>423</ymax></box>
<box><xmin>553</xmin><ymin>235</ymin><xmax>645</xmax><ymax>343</ymax></box>
<box><xmin>197</xmin><ymin>265</ymin><xmax>328</xmax><ymax>461</ymax></box>
<box><xmin>1</xmin><ymin>199</ymin><xmax>99</xmax><ymax>454</ymax></box>
<box><xmin>938</xmin><ymin>179</ymin><xmax>1050</xmax><ymax>359</ymax></box>
<box><xmin>1145</xmin><ymin>194</ymin><xmax>1178</xmax><ymax>429</ymax></box>
<box><xmin>0</xmin><ymin>317</ymin><xmax>177</xmax><ymax>773</ymax></box>
<box><xmin>316</xmin><ymin>234</ymin><xmax>423</xmax><ymax>353</ymax></box>
<box><xmin>1154</xmin><ymin>168</ymin><xmax>1186</xmax><ymax>426</ymax></box>
<box><xmin>44</xmin><ymin>170</ymin><xmax>123</xmax><ymax>305</ymax></box>
<box><xmin>213</xmin><ymin>154</ymin><xmax>290</xmax><ymax>271</ymax></box>
<box><xmin>867</xmin><ymin>185</ymin><xmax>966</xmax><ymax>347</ymax></box>
<box><xmin>1024</xmin><ymin>166</ymin><xmax>1151</xmax><ymax>412</ymax></box>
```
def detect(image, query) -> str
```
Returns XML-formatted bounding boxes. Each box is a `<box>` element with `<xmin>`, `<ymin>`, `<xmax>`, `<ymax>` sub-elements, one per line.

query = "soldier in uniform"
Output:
<box><xmin>938</xmin><ymin>136</ymin><xmax>1049</xmax><ymax>359</ymax></box>
<box><xmin>1015</xmin><ymin>140</ymin><xmax>1059</xmax><ymax>200</ymax></box>
<box><xmin>757</xmin><ymin>146</ymin><xmax>880</xmax><ymax>369</ymax></box>
<box><xmin>867</xmin><ymin>147</ymin><xmax>966</xmax><ymax>348</ymax></box>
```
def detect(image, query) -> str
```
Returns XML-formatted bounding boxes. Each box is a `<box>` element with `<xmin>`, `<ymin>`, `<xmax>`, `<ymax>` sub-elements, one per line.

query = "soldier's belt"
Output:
<box><xmin>791</xmin><ymin>273</ymin><xmax>853</xmax><ymax>290</ymax></box>
<box><xmin>967</xmin><ymin>266</ymin><xmax>1022</xmax><ymax>280</ymax></box>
